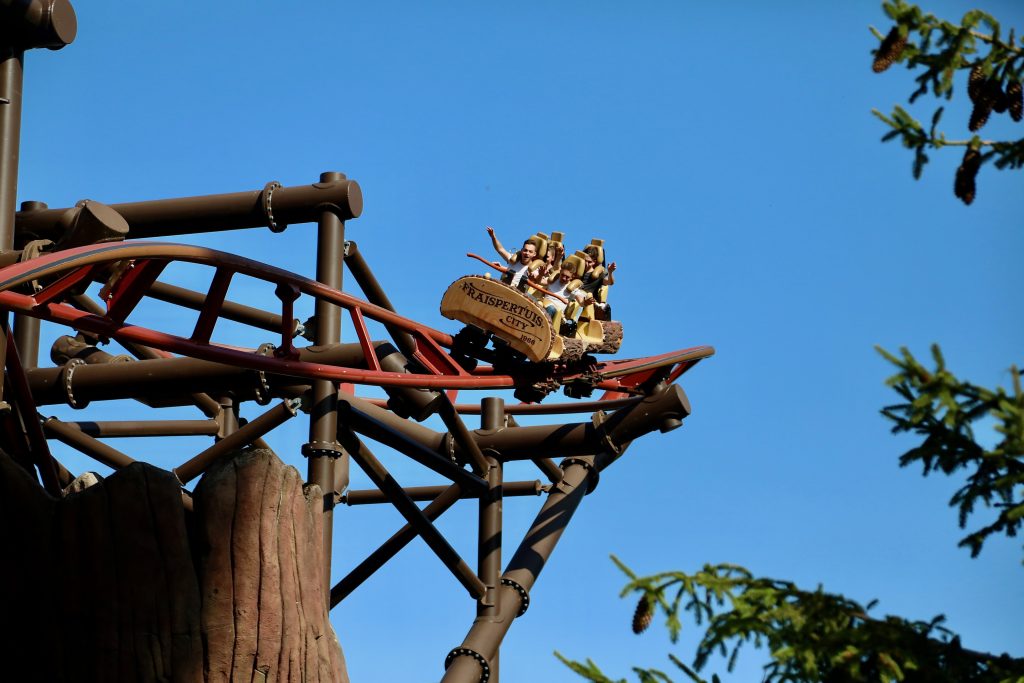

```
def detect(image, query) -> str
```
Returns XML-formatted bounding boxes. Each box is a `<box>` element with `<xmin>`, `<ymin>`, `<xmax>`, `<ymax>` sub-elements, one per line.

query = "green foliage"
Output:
<box><xmin>877</xmin><ymin>344</ymin><xmax>1024</xmax><ymax>560</ymax></box>
<box><xmin>558</xmin><ymin>558</ymin><xmax>1024</xmax><ymax>683</ymax></box>
<box><xmin>870</xmin><ymin>0</ymin><xmax>1024</xmax><ymax>203</ymax></box>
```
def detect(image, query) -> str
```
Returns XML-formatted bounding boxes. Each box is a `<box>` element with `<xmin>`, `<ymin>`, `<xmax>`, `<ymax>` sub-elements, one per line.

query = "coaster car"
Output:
<box><xmin>440</xmin><ymin>253</ymin><xmax>622</xmax><ymax>365</ymax></box>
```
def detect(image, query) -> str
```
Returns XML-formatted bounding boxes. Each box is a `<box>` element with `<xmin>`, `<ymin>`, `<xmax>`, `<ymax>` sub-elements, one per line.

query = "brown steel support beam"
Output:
<box><xmin>338</xmin><ymin>425</ymin><xmax>487</xmax><ymax>599</ymax></box>
<box><xmin>68</xmin><ymin>293</ymin><xmax>167</xmax><ymax>361</ymax></box>
<box><xmin>27</xmin><ymin>353</ymin><xmax>267</xmax><ymax>406</ymax></box>
<box><xmin>26</xmin><ymin>337</ymin><xmax>383</xmax><ymax>407</ymax></box>
<box><xmin>0</xmin><ymin>1</ymin><xmax>77</xmax><ymax>51</ymax></box>
<box><xmin>343</xmin><ymin>240</ymin><xmax>417</xmax><ymax>358</ymax></box>
<box><xmin>61</xmin><ymin>419</ymin><xmax>219</xmax><ymax>438</ymax></box>
<box><xmin>14</xmin><ymin>177</ymin><xmax>362</xmax><ymax>245</ymax></box>
<box><xmin>173</xmin><ymin>398</ymin><xmax>299</xmax><ymax>485</ymax></box>
<box><xmin>437</xmin><ymin>392</ymin><xmax>490</xmax><ymax>474</ymax></box>
<box><xmin>336</xmin><ymin>397</ymin><xmax>487</xmax><ymax>494</ymax></box>
<box><xmin>459</xmin><ymin>386</ymin><xmax>691</xmax><ymax>463</ymax></box>
<box><xmin>442</xmin><ymin>455</ymin><xmax>600</xmax><ymax>683</ymax></box>
<box><xmin>146</xmin><ymin>279</ymin><xmax>295</xmax><ymax>335</ymax></box>
<box><xmin>306</xmin><ymin>171</ymin><xmax>347</xmax><ymax>604</ymax></box>
<box><xmin>43</xmin><ymin>416</ymin><xmax>136</xmax><ymax>470</ymax></box>
<box><xmin>11</xmin><ymin>201</ymin><xmax>44</xmax><ymax>367</ymax></box>
<box><xmin>330</xmin><ymin>483</ymin><xmax>463</xmax><ymax>607</ymax></box>
<box><xmin>531</xmin><ymin>456</ymin><xmax>564</xmax><ymax>484</ymax></box>
<box><xmin>342</xmin><ymin>480</ymin><xmax>542</xmax><ymax>506</ymax></box>
<box><xmin>478</xmin><ymin>397</ymin><xmax>504</xmax><ymax>681</ymax></box>
<box><xmin>4</xmin><ymin>329</ymin><xmax>59</xmax><ymax>493</ymax></box>
<box><xmin>67</xmin><ymin>292</ymin><xmax>223</xmax><ymax>417</ymax></box>
<box><xmin>0</xmin><ymin>45</ymin><xmax>24</xmax><ymax>251</ymax></box>
<box><xmin>12</xmin><ymin>305</ymin><xmax>39</xmax><ymax>368</ymax></box>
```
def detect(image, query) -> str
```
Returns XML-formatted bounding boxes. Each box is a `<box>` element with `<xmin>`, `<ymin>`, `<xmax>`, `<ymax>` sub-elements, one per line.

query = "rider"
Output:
<box><xmin>579</xmin><ymin>245</ymin><xmax>617</xmax><ymax>320</ymax></box>
<box><xmin>486</xmin><ymin>226</ymin><xmax>541</xmax><ymax>291</ymax></box>
<box><xmin>539</xmin><ymin>263</ymin><xmax>586</xmax><ymax>318</ymax></box>
<box><xmin>537</xmin><ymin>232</ymin><xmax>565</xmax><ymax>286</ymax></box>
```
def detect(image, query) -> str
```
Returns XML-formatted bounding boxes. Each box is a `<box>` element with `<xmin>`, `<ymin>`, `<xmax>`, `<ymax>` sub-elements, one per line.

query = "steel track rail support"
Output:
<box><xmin>304</xmin><ymin>171</ymin><xmax>348</xmax><ymax>605</ymax></box>
<box><xmin>173</xmin><ymin>398</ymin><xmax>300</xmax><ymax>485</ymax></box>
<box><xmin>146</xmin><ymin>279</ymin><xmax>295</xmax><ymax>335</ymax></box>
<box><xmin>330</xmin><ymin>482</ymin><xmax>464</xmax><ymax>607</ymax></box>
<box><xmin>343</xmin><ymin>240</ymin><xmax>418</xmax><ymax>358</ymax></box>
<box><xmin>58</xmin><ymin>419</ymin><xmax>220</xmax><ymax>438</ymax></box>
<box><xmin>477</xmin><ymin>397</ymin><xmax>504</xmax><ymax>680</ymax></box>
<box><xmin>4</xmin><ymin>329</ymin><xmax>60</xmax><ymax>493</ymax></box>
<box><xmin>437</xmin><ymin>392</ymin><xmax>490</xmax><ymax>474</ymax></box>
<box><xmin>337</xmin><ymin>425</ymin><xmax>487</xmax><ymax>599</ymax></box>
<box><xmin>68</xmin><ymin>292</ymin><xmax>223</xmax><ymax>417</ymax></box>
<box><xmin>342</xmin><ymin>480</ymin><xmax>542</xmax><ymax>506</ymax></box>
<box><xmin>43</xmin><ymin>416</ymin><xmax>136</xmax><ymax>470</ymax></box>
<box><xmin>336</xmin><ymin>397</ymin><xmax>488</xmax><ymax>493</ymax></box>
<box><xmin>442</xmin><ymin>455</ymin><xmax>600</xmax><ymax>683</ymax></box>
<box><xmin>1</xmin><ymin>3</ymin><xmax>76</xmax><ymax>414</ymax></box>
<box><xmin>0</xmin><ymin>48</ymin><xmax>23</xmax><ymax>252</ymax></box>
<box><xmin>531</xmin><ymin>456</ymin><xmax>564</xmax><ymax>484</ymax></box>
<box><xmin>13</xmin><ymin>177</ymin><xmax>362</xmax><ymax>243</ymax></box>
<box><xmin>11</xmin><ymin>201</ymin><xmax>44</xmax><ymax>368</ymax></box>
<box><xmin>0</xmin><ymin>39</ymin><xmax>24</xmax><ymax>405</ymax></box>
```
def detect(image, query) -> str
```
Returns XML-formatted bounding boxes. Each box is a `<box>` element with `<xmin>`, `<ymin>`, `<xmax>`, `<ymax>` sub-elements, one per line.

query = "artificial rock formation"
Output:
<box><xmin>0</xmin><ymin>447</ymin><xmax>347</xmax><ymax>683</ymax></box>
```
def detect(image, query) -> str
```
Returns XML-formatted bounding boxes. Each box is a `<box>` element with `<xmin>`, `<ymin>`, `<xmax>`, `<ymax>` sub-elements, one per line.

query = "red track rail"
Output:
<box><xmin>0</xmin><ymin>241</ymin><xmax>714</xmax><ymax>394</ymax></box>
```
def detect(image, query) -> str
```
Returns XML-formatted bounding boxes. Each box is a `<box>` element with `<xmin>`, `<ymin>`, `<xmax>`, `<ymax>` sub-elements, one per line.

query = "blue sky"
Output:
<box><xmin>16</xmin><ymin>1</ymin><xmax>1023</xmax><ymax>680</ymax></box>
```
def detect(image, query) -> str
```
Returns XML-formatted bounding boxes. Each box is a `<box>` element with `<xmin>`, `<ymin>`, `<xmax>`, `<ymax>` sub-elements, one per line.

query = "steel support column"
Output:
<box><xmin>338</xmin><ymin>425</ymin><xmax>486</xmax><ymax>599</ymax></box>
<box><xmin>0</xmin><ymin>46</ymin><xmax>24</xmax><ymax>251</ymax></box>
<box><xmin>442</xmin><ymin>456</ymin><xmax>598</xmax><ymax>683</ymax></box>
<box><xmin>477</xmin><ymin>397</ymin><xmax>504</xmax><ymax>681</ymax></box>
<box><xmin>306</xmin><ymin>171</ymin><xmax>347</xmax><ymax>605</ymax></box>
<box><xmin>331</xmin><ymin>482</ymin><xmax>463</xmax><ymax>607</ymax></box>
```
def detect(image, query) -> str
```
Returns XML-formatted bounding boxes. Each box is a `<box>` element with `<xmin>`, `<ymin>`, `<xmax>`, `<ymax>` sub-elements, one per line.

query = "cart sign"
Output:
<box><xmin>440</xmin><ymin>275</ymin><xmax>555</xmax><ymax>362</ymax></box>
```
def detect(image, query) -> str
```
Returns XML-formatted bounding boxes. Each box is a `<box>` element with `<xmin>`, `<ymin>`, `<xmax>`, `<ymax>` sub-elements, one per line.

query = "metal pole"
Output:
<box><xmin>343</xmin><ymin>240</ymin><xmax>417</xmax><ymax>358</ymax></box>
<box><xmin>305</xmin><ymin>170</ymin><xmax>347</xmax><ymax>605</ymax></box>
<box><xmin>0</xmin><ymin>45</ymin><xmax>23</xmax><ymax>403</ymax></box>
<box><xmin>13</xmin><ymin>177</ymin><xmax>362</xmax><ymax>243</ymax></box>
<box><xmin>478</xmin><ymin>397</ymin><xmax>504</xmax><ymax>681</ymax></box>
<box><xmin>331</xmin><ymin>483</ymin><xmax>463</xmax><ymax>607</ymax></box>
<box><xmin>0</xmin><ymin>45</ymin><xmax>24</xmax><ymax>251</ymax></box>
<box><xmin>338</xmin><ymin>425</ymin><xmax>486</xmax><ymax>599</ymax></box>
<box><xmin>10</xmin><ymin>200</ymin><xmax>44</xmax><ymax>367</ymax></box>
<box><xmin>43</xmin><ymin>417</ymin><xmax>136</xmax><ymax>470</ymax></box>
<box><xmin>146</xmin><ymin>280</ymin><xmax>296</xmax><ymax>335</ymax></box>
<box><xmin>336</xmin><ymin>398</ymin><xmax>488</xmax><ymax>493</ymax></box>
<box><xmin>342</xmin><ymin>480</ymin><xmax>541</xmax><ymax>506</ymax></box>
<box><xmin>60</xmin><ymin>419</ymin><xmax>220</xmax><ymax>438</ymax></box>
<box><xmin>174</xmin><ymin>399</ymin><xmax>299</xmax><ymax>485</ymax></box>
<box><xmin>437</xmin><ymin>393</ymin><xmax>490</xmax><ymax>474</ymax></box>
<box><xmin>67</xmin><ymin>292</ymin><xmax>223</xmax><ymax>417</ymax></box>
<box><xmin>442</xmin><ymin>456</ymin><xmax>598</xmax><ymax>683</ymax></box>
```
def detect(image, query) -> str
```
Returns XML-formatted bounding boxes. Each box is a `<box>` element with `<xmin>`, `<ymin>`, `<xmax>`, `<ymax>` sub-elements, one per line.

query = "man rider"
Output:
<box><xmin>486</xmin><ymin>226</ymin><xmax>540</xmax><ymax>291</ymax></box>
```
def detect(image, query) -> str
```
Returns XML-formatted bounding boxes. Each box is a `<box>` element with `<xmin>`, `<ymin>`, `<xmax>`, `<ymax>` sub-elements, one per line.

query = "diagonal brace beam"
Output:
<box><xmin>337</xmin><ymin>424</ymin><xmax>486</xmax><ymax>600</ymax></box>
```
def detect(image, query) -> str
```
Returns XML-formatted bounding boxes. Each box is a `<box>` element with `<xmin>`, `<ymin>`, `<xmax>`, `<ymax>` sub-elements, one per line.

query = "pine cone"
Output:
<box><xmin>954</xmin><ymin>147</ymin><xmax>982</xmax><ymax>205</ymax></box>
<box><xmin>872</xmin><ymin>27</ymin><xmax>906</xmax><ymax>73</ymax></box>
<box><xmin>969</xmin><ymin>95</ymin><xmax>993</xmax><ymax>132</ymax></box>
<box><xmin>967</xmin><ymin>65</ymin><xmax>985</xmax><ymax>103</ymax></box>
<box><xmin>1008</xmin><ymin>80</ymin><xmax>1023</xmax><ymax>122</ymax></box>
<box><xmin>631</xmin><ymin>595</ymin><xmax>653</xmax><ymax>634</ymax></box>
<box><xmin>989</xmin><ymin>79</ymin><xmax>1009</xmax><ymax>114</ymax></box>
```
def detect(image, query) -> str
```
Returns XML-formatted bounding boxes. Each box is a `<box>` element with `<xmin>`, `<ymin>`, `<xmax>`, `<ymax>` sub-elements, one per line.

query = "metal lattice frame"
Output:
<box><xmin>0</xmin><ymin>3</ymin><xmax>714</xmax><ymax>681</ymax></box>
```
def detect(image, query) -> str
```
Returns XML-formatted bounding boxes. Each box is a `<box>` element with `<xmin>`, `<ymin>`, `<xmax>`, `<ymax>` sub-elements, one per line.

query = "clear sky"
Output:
<box><xmin>16</xmin><ymin>0</ymin><xmax>1023</xmax><ymax>681</ymax></box>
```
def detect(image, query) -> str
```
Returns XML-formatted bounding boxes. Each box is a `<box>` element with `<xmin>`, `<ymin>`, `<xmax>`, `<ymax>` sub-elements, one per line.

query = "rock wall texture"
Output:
<box><xmin>0</xmin><ymin>447</ymin><xmax>347</xmax><ymax>683</ymax></box>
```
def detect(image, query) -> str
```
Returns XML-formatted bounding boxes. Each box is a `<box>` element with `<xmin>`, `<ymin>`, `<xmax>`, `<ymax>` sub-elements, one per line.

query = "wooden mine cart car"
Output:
<box><xmin>441</xmin><ymin>247</ymin><xmax>622</xmax><ymax>365</ymax></box>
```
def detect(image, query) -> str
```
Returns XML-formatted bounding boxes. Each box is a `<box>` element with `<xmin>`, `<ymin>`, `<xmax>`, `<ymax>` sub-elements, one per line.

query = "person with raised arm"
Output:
<box><xmin>485</xmin><ymin>225</ymin><xmax>540</xmax><ymax>292</ymax></box>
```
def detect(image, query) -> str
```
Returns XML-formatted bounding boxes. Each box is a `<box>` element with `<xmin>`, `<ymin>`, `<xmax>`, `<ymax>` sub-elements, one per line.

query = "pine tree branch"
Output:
<box><xmin>967</xmin><ymin>29</ymin><xmax>1024</xmax><ymax>55</ymax></box>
